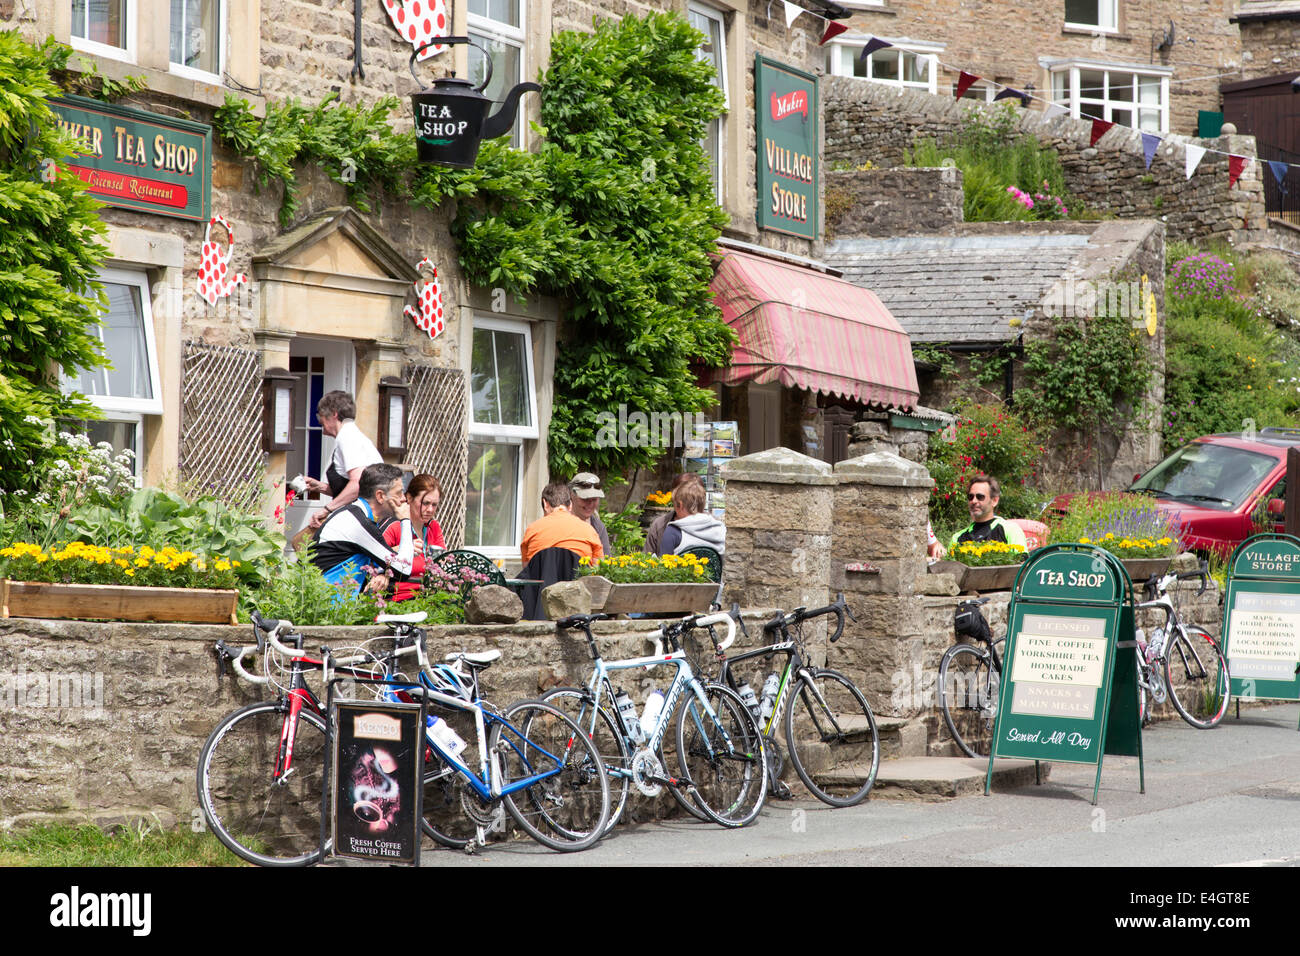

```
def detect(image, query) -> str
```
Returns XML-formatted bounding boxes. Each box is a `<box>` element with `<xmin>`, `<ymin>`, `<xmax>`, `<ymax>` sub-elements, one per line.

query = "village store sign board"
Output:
<box><xmin>1221</xmin><ymin>534</ymin><xmax>1300</xmax><ymax>718</ymax></box>
<box><xmin>49</xmin><ymin>95</ymin><xmax>211</xmax><ymax>222</ymax></box>
<box><xmin>985</xmin><ymin>545</ymin><xmax>1144</xmax><ymax>804</ymax></box>
<box><xmin>755</xmin><ymin>55</ymin><xmax>818</xmax><ymax>240</ymax></box>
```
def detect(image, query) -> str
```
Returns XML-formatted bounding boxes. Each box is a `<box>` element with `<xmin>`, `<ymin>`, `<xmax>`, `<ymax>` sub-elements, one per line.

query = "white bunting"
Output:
<box><xmin>1185</xmin><ymin>143</ymin><xmax>1206</xmax><ymax>179</ymax></box>
<box><xmin>784</xmin><ymin>1</ymin><xmax>801</xmax><ymax>28</ymax></box>
<box><xmin>1043</xmin><ymin>103</ymin><xmax>1068</xmax><ymax>120</ymax></box>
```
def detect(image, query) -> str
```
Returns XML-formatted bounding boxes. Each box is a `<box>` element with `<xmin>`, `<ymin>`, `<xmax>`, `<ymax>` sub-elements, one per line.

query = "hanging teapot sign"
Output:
<box><xmin>409</xmin><ymin>37</ymin><xmax>540</xmax><ymax>168</ymax></box>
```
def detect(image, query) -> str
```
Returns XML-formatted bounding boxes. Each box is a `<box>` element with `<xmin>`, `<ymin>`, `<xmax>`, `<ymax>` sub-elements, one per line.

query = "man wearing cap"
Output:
<box><xmin>569</xmin><ymin>472</ymin><xmax>611</xmax><ymax>556</ymax></box>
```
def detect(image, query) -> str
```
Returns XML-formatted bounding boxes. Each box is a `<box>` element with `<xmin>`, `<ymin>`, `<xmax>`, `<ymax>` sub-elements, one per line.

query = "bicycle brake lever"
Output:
<box><xmin>214</xmin><ymin>641</ymin><xmax>227</xmax><ymax>682</ymax></box>
<box><xmin>729</xmin><ymin>602</ymin><xmax>750</xmax><ymax>640</ymax></box>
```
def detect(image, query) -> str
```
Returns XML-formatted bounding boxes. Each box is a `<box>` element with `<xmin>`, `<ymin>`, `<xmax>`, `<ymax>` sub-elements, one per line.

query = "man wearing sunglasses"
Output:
<box><xmin>949</xmin><ymin>474</ymin><xmax>1027</xmax><ymax>549</ymax></box>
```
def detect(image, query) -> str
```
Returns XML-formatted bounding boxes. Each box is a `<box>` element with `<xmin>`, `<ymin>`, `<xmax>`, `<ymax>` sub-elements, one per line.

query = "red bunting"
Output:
<box><xmin>1228</xmin><ymin>154</ymin><xmax>1249</xmax><ymax>189</ymax></box>
<box><xmin>818</xmin><ymin>20</ymin><xmax>848</xmax><ymax>45</ymax></box>
<box><xmin>1089</xmin><ymin>119</ymin><xmax>1115</xmax><ymax>147</ymax></box>
<box><xmin>955</xmin><ymin>71</ymin><xmax>980</xmax><ymax>99</ymax></box>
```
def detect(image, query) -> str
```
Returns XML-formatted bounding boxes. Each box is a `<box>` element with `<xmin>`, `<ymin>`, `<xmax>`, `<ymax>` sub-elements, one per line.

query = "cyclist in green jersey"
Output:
<box><xmin>950</xmin><ymin>474</ymin><xmax>1028</xmax><ymax>549</ymax></box>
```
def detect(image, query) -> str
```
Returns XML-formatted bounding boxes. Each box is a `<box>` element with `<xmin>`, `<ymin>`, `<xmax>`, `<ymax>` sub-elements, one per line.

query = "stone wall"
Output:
<box><xmin>1238</xmin><ymin>19</ymin><xmax>1300</xmax><ymax>81</ymax></box>
<box><xmin>0</xmin><ymin>613</ymin><xmax>778</xmax><ymax>829</ymax></box>
<box><xmin>824</xmin><ymin>78</ymin><xmax>1268</xmax><ymax>245</ymax></box>
<box><xmin>826</xmin><ymin>167</ymin><xmax>964</xmax><ymax>238</ymax></box>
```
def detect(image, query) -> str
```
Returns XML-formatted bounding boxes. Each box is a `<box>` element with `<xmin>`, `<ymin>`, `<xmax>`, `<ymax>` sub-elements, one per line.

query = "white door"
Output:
<box><xmin>284</xmin><ymin>338</ymin><xmax>355</xmax><ymax>541</ymax></box>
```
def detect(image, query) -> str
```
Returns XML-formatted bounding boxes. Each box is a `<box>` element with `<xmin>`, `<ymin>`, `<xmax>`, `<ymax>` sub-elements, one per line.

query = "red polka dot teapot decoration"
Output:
<box><xmin>195</xmin><ymin>215</ymin><xmax>248</xmax><ymax>307</ymax></box>
<box><xmin>406</xmin><ymin>34</ymin><xmax>540</xmax><ymax>168</ymax></box>
<box><xmin>404</xmin><ymin>257</ymin><xmax>444</xmax><ymax>339</ymax></box>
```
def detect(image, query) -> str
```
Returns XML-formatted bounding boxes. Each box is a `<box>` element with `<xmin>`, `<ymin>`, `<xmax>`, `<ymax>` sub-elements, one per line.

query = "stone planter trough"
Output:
<box><xmin>0</xmin><ymin>580</ymin><xmax>240</xmax><ymax>625</ymax></box>
<box><xmin>578</xmin><ymin>576</ymin><xmax>718</xmax><ymax>615</ymax></box>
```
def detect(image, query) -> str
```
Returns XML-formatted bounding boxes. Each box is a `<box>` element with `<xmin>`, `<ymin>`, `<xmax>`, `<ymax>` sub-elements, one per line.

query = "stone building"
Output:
<box><xmin>12</xmin><ymin>0</ymin><xmax>926</xmax><ymax>561</ymax></box>
<box><xmin>821</xmin><ymin>0</ymin><xmax>1241</xmax><ymax>137</ymax></box>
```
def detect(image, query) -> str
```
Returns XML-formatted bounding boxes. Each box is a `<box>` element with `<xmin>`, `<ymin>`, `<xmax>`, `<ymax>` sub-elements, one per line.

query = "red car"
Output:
<box><xmin>1048</xmin><ymin>429</ymin><xmax>1300</xmax><ymax>558</ymax></box>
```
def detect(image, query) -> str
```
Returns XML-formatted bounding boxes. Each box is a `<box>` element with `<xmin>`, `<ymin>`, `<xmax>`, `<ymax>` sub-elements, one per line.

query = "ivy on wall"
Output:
<box><xmin>212</xmin><ymin>12</ymin><xmax>734</xmax><ymax>477</ymax></box>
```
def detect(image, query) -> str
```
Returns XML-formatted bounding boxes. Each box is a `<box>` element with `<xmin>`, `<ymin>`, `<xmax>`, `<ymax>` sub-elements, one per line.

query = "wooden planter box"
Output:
<box><xmin>0</xmin><ymin>580</ymin><xmax>239</xmax><ymax>625</ymax></box>
<box><xmin>929</xmin><ymin>561</ymin><xmax>1023</xmax><ymax>594</ymax></box>
<box><xmin>578</xmin><ymin>576</ymin><xmax>718</xmax><ymax>615</ymax></box>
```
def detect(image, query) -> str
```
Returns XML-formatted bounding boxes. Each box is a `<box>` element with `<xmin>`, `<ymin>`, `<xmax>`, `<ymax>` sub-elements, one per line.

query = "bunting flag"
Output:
<box><xmin>1140</xmin><ymin>132</ymin><xmax>1161</xmax><ymax>170</ymax></box>
<box><xmin>1228</xmin><ymin>155</ymin><xmax>1249</xmax><ymax>189</ymax></box>
<box><xmin>818</xmin><ymin>20</ymin><xmax>847</xmax><ymax>44</ymax></box>
<box><xmin>1185</xmin><ymin>143</ymin><xmax>1206</xmax><ymax>179</ymax></box>
<box><xmin>993</xmin><ymin>86</ymin><xmax>1030</xmax><ymax>107</ymax></box>
<box><xmin>954</xmin><ymin>71</ymin><xmax>979</xmax><ymax>99</ymax></box>
<box><xmin>1043</xmin><ymin>103</ymin><xmax>1068</xmax><ymax>120</ymax></box>
<box><xmin>858</xmin><ymin>36</ymin><xmax>892</xmax><ymax>60</ymax></box>
<box><xmin>1089</xmin><ymin>119</ymin><xmax>1115</xmax><ymax>147</ymax></box>
<box><xmin>1268</xmin><ymin>159</ymin><xmax>1290</xmax><ymax>194</ymax></box>
<box><xmin>783</xmin><ymin>1</ymin><xmax>801</xmax><ymax>29</ymax></box>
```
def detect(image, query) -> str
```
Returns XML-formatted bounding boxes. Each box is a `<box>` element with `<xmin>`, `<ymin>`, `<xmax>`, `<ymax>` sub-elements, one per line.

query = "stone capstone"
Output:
<box><xmin>541</xmin><ymin>580</ymin><xmax>593</xmax><ymax>620</ymax></box>
<box><xmin>464</xmin><ymin>585</ymin><xmax>524</xmax><ymax>625</ymax></box>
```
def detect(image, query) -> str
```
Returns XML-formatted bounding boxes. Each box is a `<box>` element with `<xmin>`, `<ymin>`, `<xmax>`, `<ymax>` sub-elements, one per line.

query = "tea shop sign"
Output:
<box><xmin>48</xmin><ymin>95</ymin><xmax>211</xmax><ymax>222</ymax></box>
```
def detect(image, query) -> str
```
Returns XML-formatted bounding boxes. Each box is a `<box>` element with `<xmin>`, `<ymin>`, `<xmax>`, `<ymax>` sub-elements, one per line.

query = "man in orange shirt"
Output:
<box><xmin>519</xmin><ymin>482</ymin><xmax>604</xmax><ymax>565</ymax></box>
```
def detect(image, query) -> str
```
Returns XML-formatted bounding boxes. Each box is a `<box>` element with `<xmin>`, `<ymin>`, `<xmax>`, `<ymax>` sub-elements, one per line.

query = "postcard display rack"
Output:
<box><xmin>682</xmin><ymin>421</ymin><xmax>737</xmax><ymax>520</ymax></box>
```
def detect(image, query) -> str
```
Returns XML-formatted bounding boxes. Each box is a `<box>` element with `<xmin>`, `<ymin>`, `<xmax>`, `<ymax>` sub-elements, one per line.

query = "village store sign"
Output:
<box><xmin>1221</xmin><ymin>534</ymin><xmax>1300</xmax><ymax>717</ymax></box>
<box><xmin>755</xmin><ymin>55</ymin><xmax>818</xmax><ymax>241</ymax></box>
<box><xmin>49</xmin><ymin>95</ymin><xmax>211</xmax><ymax>222</ymax></box>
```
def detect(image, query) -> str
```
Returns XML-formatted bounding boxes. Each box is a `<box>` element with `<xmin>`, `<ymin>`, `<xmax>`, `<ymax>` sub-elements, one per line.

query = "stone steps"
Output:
<box><xmin>861</xmin><ymin>756</ymin><xmax>1048</xmax><ymax>800</ymax></box>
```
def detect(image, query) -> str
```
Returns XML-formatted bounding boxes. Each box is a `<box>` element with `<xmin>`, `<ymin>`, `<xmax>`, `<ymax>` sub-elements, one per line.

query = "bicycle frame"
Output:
<box><xmin>718</xmin><ymin>640</ymin><xmax>802</xmax><ymax>736</ymax></box>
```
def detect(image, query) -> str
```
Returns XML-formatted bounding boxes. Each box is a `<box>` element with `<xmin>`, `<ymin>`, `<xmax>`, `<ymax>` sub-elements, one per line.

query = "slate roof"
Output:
<box><xmin>823</xmin><ymin>233</ymin><xmax>1092</xmax><ymax>345</ymax></box>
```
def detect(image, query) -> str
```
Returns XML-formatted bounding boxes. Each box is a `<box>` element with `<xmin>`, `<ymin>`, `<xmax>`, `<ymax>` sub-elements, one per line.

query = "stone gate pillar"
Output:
<box><xmin>720</xmin><ymin>449</ymin><xmax>834</xmax><ymax>626</ymax></box>
<box><xmin>830</xmin><ymin>452</ymin><xmax>934</xmax><ymax>720</ymax></box>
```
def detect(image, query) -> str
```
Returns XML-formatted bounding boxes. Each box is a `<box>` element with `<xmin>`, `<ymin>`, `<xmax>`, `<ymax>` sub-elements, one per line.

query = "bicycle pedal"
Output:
<box><xmin>769</xmin><ymin>780</ymin><xmax>793</xmax><ymax>800</ymax></box>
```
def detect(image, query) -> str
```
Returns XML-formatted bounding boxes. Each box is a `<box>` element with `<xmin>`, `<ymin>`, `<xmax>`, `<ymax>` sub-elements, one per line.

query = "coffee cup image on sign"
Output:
<box><xmin>351</xmin><ymin>747</ymin><xmax>401</xmax><ymax>832</ymax></box>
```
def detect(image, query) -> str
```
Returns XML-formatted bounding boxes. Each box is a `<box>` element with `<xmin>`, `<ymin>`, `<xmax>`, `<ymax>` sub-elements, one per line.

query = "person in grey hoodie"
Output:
<box><xmin>657</xmin><ymin>481</ymin><xmax>725</xmax><ymax>556</ymax></box>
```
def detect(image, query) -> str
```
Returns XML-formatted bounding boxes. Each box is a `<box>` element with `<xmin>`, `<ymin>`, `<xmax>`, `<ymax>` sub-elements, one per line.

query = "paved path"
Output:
<box><xmin>422</xmin><ymin>704</ymin><xmax>1300</xmax><ymax>867</ymax></box>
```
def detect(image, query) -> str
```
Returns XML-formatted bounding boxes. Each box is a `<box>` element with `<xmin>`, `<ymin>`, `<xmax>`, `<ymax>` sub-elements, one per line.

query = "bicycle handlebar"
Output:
<box><xmin>762</xmin><ymin>593</ymin><xmax>853</xmax><ymax>643</ymax></box>
<box><xmin>650</xmin><ymin>611</ymin><xmax>737</xmax><ymax>657</ymax></box>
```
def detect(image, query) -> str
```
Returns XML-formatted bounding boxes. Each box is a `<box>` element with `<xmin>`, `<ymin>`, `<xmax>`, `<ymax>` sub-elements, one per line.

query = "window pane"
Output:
<box><xmin>871</xmin><ymin>50</ymin><xmax>899</xmax><ymax>81</ymax></box>
<box><xmin>464</xmin><ymin>441</ymin><xmax>520</xmax><ymax>547</ymax></box>
<box><xmin>471</xmin><ymin>327</ymin><xmax>531</xmax><ymax>427</ymax></box>
<box><xmin>73</xmin><ymin>0</ymin><xmax>128</xmax><ymax>48</ymax></box>
<box><xmin>851</xmin><ymin>48</ymin><xmax>868</xmax><ymax>78</ymax></box>
<box><xmin>689</xmin><ymin>10</ymin><xmax>724</xmax><ymax>84</ymax></box>
<box><xmin>1138</xmin><ymin>76</ymin><xmax>1161</xmax><ymax>105</ymax></box>
<box><xmin>1081</xmin><ymin>102</ymin><xmax>1105</xmax><ymax>120</ymax></box>
<box><xmin>1138</xmin><ymin>108</ymin><xmax>1161</xmax><ymax>132</ymax></box>
<box><xmin>903</xmin><ymin>52</ymin><xmax>929</xmax><ymax>84</ymax></box>
<box><xmin>1052</xmin><ymin>71</ymin><xmax>1068</xmax><ymax>100</ymax></box>
<box><xmin>487</xmin><ymin>0</ymin><xmax>520</xmax><ymax>28</ymax></box>
<box><xmin>1065</xmin><ymin>0</ymin><xmax>1099</xmax><ymax>24</ymax></box>
<box><xmin>1080</xmin><ymin>70</ymin><xmax>1104</xmax><ymax>100</ymax></box>
<box><xmin>1109</xmin><ymin>73</ymin><xmax>1133</xmax><ymax>102</ymax></box>
<box><xmin>171</xmin><ymin>0</ymin><xmax>220</xmax><ymax>73</ymax></box>
<box><xmin>468</xmin><ymin>31</ymin><xmax>522</xmax><ymax>147</ymax></box>
<box><xmin>468</xmin><ymin>0</ymin><xmax>488</xmax><ymax>18</ymax></box>
<box><xmin>77</xmin><ymin>282</ymin><xmax>152</xmax><ymax>400</ymax></box>
<box><xmin>1111</xmin><ymin>107</ymin><xmax>1133</xmax><ymax>127</ymax></box>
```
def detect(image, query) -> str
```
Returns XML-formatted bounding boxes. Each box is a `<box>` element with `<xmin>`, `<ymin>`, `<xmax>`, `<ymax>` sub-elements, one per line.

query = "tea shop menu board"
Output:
<box><xmin>992</xmin><ymin>559</ymin><xmax>1124</xmax><ymax>766</ymax></box>
<box><xmin>1223</xmin><ymin>537</ymin><xmax>1300</xmax><ymax>701</ymax></box>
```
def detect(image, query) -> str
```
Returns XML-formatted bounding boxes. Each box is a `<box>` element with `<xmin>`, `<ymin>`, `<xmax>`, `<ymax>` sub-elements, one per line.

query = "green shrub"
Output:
<box><xmin>1046</xmin><ymin>492</ymin><xmax>1181</xmax><ymax>558</ymax></box>
<box><xmin>926</xmin><ymin>402</ymin><xmax>1046</xmax><ymax>530</ymax></box>
<box><xmin>246</xmin><ymin>545</ymin><xmax>380</xmax><ymax>626</ymax></box>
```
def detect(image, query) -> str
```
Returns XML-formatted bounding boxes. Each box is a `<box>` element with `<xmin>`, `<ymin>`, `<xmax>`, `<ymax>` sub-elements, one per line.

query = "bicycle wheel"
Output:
<box><xmin>539</xmin><ymin>687</ymin><xmax>631</xmax><ymax>831</ymax></box>
<box><xmin>938</xmin><ymin>642</ymin><xmax>999</xmax><ymax>758</ymax></box>
<box><xmin>1164</xmin><ymin>626</ymin><xmax>1230</xmax><ymax>729</ymax></box>
<box><xmin>784</xmin><ymin>669</ymin><xmax>879</xmax><ymax>807</ymax></box>
<box><xmin>675</xmin><ymin>682</ymin><xmax>768</xmax><ymax>828</ymax></box>
<box><xmin>196</xmin><ymin>700</ymin><xmax>327</xmax><ymax>867</ymax></box>
<box><xmin>1136</xmin><ymin>652</ymin><xmax>1149</xmax><ymax>726</ymax></box>
<box><xmin>495</xmin><ymin>699</ymin><xmax>610</xmax><ymax>852</ymax></box>
<box><xmin>420</xmin><ymin>708</ymin><xmax>490</xmax><ymax>851</ymax></box>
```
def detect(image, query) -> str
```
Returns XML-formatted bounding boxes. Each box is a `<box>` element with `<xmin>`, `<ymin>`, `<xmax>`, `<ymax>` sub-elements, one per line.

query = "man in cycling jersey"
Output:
<box><xmin>949</xmin><ymin>473</ymin><xmax>1027</xmax><ymax>549</ymax></box>
<box><xmin>312</xmin><ymin>463</ymin><xmax>414</xmax><ymax>592</ymax></box>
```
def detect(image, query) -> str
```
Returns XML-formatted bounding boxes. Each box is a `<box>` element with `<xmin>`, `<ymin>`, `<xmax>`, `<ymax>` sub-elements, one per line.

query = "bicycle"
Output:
<box><xmin>543</xmin><ymin>610</ymin><xmax>768</xmax><ymax>829</ymax></box>
<box><xmin>714</xmin><ymin>595</ymin><xmax>880</xmax><ymax>807</ymax></box>
<box><xmin>197</xmin><ymin>610</ymin><xmax>609</xmax><ymax>865</ymax></box>
<box><xmin>1134</xmin><ymin>563</ymin><xmax>1230</xmax><ymax>730</ymax></box>
<box><xmin>938</xmin><ymin>597</ymin><xmax>1004</xmax><ymax>758</ymax></box>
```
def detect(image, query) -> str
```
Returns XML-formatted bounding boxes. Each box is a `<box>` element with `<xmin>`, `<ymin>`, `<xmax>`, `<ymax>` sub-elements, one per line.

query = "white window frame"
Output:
<box><xmin>468</xmin><ymin>0</ymin><xmax>527</xmax><ymax>149</ymax></box>
<box><xmin>465</xmin><ymin>315</ymin><xmax>539</xmax><ymax>559</ymax></box>
<box><xmin>688</xmin><ymin>2</ymin><xmax>729</xmax><ymax>206</ymax></box>
<box><xmin>1046</xmin><ymin>59</ymin><xmax>1170</xmax><ymax>134</ymax></box>
<box><xmin>169</xmin><ymin>0</ymin><xmax>227</xmax><ymax>83</ymax></box>
<box><xmin>1064</xmin><ymin>0</ymin><xmax>1119</xmax><ymax>33</ymax></box>
<box><xmin>825</xmin><ymin>37</ymin><xmax>941</xmax><ymax>94</ymax></box>
<box><xmin>953</xmin><ymin>79</ymin><xmax>997</xmax><ymax>102</ymax></box>
<box><xmin>73</xmin><ymin>267</ymin><xmax>164</xmax><ymax>417</ymax></box>
<box><xmin>70</xmin><ymin>0</ymin><xmax>138</xmax><ymax>64</ymax></box>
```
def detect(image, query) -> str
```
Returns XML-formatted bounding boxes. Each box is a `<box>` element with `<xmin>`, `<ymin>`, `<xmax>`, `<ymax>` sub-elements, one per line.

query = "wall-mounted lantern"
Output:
<box><xmin>378</xmin><ymin>376</ymin><xmax>410</xmax><ymax>456</ymax></box>
<box><xmin>261</xmin><ymin>367</ymin><xmax>297</xmax><ymax>452</ymax></box>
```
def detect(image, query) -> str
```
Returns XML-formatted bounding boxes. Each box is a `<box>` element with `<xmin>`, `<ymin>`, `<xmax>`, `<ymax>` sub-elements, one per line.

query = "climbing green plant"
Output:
<box><xmin>211</xmin><ymin>12</ymin><xmax>734</xmax><ymax>476</ymax></box>
<box><xmin>0</xmin><ymin>33</ymin><xmax>109</xmax><ymax>492</ymax></box>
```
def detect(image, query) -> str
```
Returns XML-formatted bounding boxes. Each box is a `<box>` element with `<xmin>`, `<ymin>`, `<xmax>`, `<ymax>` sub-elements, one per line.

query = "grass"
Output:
<box><xmin>0</xmin><ymin>821</ymin><xmax>246</xmax><ymax>867</ymax></box>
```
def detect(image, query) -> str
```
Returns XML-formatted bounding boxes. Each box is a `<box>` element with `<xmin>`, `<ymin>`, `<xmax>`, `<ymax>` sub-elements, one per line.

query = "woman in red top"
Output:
<box><xmin>383</xmin><ymin>474</ymin><xmax>445</xmax><ymax>600</ymax></box>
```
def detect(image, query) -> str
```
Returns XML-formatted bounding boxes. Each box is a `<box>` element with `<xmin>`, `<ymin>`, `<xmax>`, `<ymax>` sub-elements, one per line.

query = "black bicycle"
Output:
<box><xmin>713</xmin><ymin>594</ymin><xmax>880</xmax><ymax>807</ymax></box>
<box><xmin>938</xmin><ymin>597</ymin><xmax>1003</xmax><ymax>758</ymax></box>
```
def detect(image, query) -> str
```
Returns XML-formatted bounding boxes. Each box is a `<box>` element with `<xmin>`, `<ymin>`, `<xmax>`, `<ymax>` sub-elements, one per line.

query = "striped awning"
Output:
<box><xmin>701</xmin><ymin>249</ymin><xmax>919</xmax><ymax>409</ymax></box>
